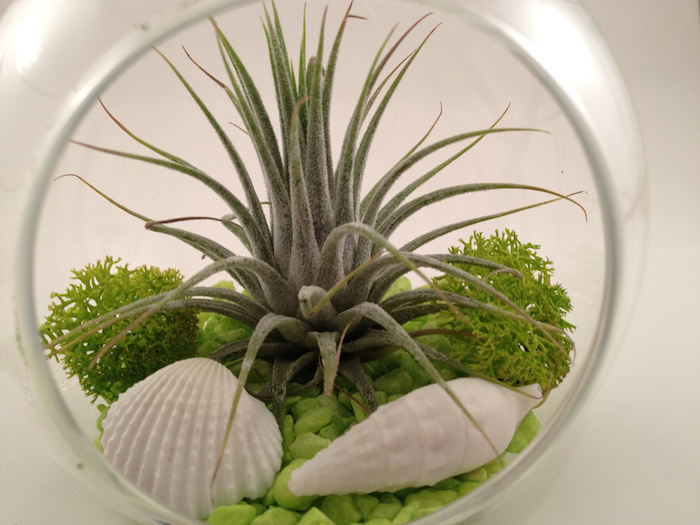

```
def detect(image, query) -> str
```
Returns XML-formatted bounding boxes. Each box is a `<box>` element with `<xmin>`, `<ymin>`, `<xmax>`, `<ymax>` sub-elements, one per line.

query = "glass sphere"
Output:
<box><xmin>0</xmin><ymin>0</ymin><xmax>647</xmax><ymax>523</ymax></box>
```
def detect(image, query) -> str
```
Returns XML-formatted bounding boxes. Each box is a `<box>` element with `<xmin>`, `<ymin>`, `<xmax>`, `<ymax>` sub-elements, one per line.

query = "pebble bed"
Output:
<box><xmin>198</xmin><ymin>311</ymin><xmax>541</xmax><ymax>525</ymax></box>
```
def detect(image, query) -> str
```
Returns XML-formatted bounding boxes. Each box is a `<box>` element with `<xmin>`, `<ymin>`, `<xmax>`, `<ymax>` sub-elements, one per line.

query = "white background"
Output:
<box><xmin>1</xmin><ymin>0</ymin><xmax>699</xmax><ymax>524</ymax></box>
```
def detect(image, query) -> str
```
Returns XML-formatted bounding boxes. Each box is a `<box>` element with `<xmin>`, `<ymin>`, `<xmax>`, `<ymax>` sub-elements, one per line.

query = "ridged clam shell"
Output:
<box><xmin>288</xmin><ymin>377</ymin><xmax>542</xmax><ymax>496</ymax></box>
<box><xmin>102</xmin><ymin>357</ymin><xmax>282</xmax><ymax>519</ymax></box>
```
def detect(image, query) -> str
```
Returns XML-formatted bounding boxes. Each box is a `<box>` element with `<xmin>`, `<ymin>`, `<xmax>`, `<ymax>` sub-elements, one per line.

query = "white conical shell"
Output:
<box><xmin>288</xmin><ymin>377</ymin><xmax>542</xmax><ymax>496</ymax></box>
<box><xmin>102</xmin><ymin>357</ymin><xmax>282</xmax><ymax>519</ymax></box>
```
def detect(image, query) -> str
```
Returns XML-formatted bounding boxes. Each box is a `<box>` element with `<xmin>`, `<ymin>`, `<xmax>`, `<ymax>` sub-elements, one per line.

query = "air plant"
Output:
<box><xmin>45</xmin><ymin>0</ymin><xmax>582</xmax><ymax>500</ymax></box>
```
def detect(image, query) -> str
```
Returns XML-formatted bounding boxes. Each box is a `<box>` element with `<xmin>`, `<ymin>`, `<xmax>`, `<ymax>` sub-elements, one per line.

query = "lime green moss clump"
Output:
<box><xmin>414</xmin><ymin>229</ymin><xmax>574</xmax><ymax>389</ymax></box>
<box><xmin>40</xmin><ymin>256</ymin><xmax>199</xmax><ymax>402</ymax></box>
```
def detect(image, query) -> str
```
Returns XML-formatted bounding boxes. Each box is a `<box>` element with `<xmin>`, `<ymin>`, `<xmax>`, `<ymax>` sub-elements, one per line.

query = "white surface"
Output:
<box><xmin>1</xmin><ymin>1</ymin><xmax>699</xmax><ymax>524</ymax></box>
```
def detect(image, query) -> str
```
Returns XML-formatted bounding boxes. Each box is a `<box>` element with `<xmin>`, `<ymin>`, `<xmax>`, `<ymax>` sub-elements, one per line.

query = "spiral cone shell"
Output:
<box><xmin>101</xmin><ymin>357</ymin><xmax>282</xmax><ymax>519</ymax></box>
<box><xmin>288</xmin><ymin>377</ymin><xmax>541</xmax><ymax>496</ymax></box>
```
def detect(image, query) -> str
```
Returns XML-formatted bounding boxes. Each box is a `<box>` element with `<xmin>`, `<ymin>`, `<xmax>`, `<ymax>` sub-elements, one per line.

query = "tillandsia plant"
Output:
<box><xmin>44</xmin><ymin>0</ymin><xmax>583</xmax><ymax>518</ymax></box>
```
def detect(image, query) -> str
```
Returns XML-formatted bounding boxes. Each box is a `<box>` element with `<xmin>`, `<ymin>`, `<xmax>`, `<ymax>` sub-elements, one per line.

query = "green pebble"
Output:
<box><xmin>336</xmin><ymin>414</ymin><xmax>357</xmax><ymax>433</ymax></box>
<box><xmin>217</xmin><ymin>327</ymin><xmax>247</xmax><ymax>343</ymax></box>
<box><xmin>386</xmin><ymin>394</ymin><xmax>403</xmax><ymax>404</ymax></box>
<box><xmin>393</xmin><ymin>351</ymin><xmax>431</xmax><ymax>389</ymax></box>
<box><xmin>391</xmin><ymin>502</ymin><xmax>421</xmax><ymax>524</ymax></box>
<box><xmin>439</xmin><ymin>368</ymin><xmax>458</xmax><ymax>381</ymax></box>
<box><xmin>212</xmin><ymin>280</ymin><xmax>236</xmax><ymax>291</ymax></box>
<box><xmin>383</xmin><ymin>276</ymin><xmax>412</xmax><ymax>299</ymax></box>
<box><xmin>405</xmin><ymin>366</ymin><xmax>431</xmax><ymax>389</ymax></box>
<box><xmin>458</xmin><ymin>481</ymin><xmax>481</xmax><ymax>496</ymax></box>
<box><xmin>374</xmin><ymin>368</ymin><xmax>413</xmax><ymax>395</ymax></box>
<box><xmin>285</xmin><ymin>395</ymin><xmax>303</xmax><ymax>408</ymax></box>
<box><xmin>289</xmin><ymin>432</ymin><xmax>331</xmax><ymax>460</ymax></box>
<box><xmin>197</xmin><ymin>340</ymin><xmax>221</xmax><ymax>357</ymax></box>
<box><xmin>200</xmin><ymin>316</ymin><xmax>217</xmax><ymax>333</ymax></box>
<box><xmin>367</xmin><ymin>502</ymin><xmax>402</xmax><ymax>521</ymax></box>
<box><xmin>374</xmin><ymin>351</ymin><xmax>401</xmax><ymax>370</ymax></box>
<box><xmin>273</xmin><ymin>459</ymin><xmax>317</xmax><ymax>511</ymax></box>
<box><xmin>506</xmin><ymin>411</ymin><xmax>541</xmax><ymax>454</ymax></box>
<box><xmin>292</xmin><ymin>398</ymin><xmax>321</xmax><ymax>420</ymax></box>
<box><xmin>316</xmin><ymin>392</ymin><xmax>353</xmax><ymax>418</ymax></box>
<box><xmin>317</xmin><ymin>422</ymin><xmax>341</xmax><ymax>441</ymax></box>
<box><xmin>337</xmin><ymin>391</ymin><xmax>353</xmax><ymax>410</ymax></box>
<box><xmin>250</xmin><ymin>507</ymin><xmax>301</xmax><ymax>525</ymax></box>
<box><xmin>290</xmin><ymin>384</ymin><xmax>321</xmax><ymax>399</ymax></box>
<box><xmin>401</xmin><ymin>319</ymin><xmax>422</xmax><ymax>332</ymax></box>
<box><xmin>333</xmin><ymin>376</ymin><xmax>355</xmax><ymax>391</ymax></box>
<box><xmin>414</xmin><ymin>506</ymin><xmax>443</xmax><ymax>519</ymax></box>
<box><xmin>378</xmin><ymin>494</ymin><xmax>401</xmax><ymax>505</ymax></box>
<box><xmin>353</xmin><ymin>494</ymin><xmax>379</xmax><ymax>520</ymax></box>
<box><xmin>349</xmin><ymin>395</ymin><xmax>370</xmax><ymax>423</ymax></box>
<box><xmin>431</xmin><ymin>477</ymin><xmax>461</xmax><ymax>491</ymax></box>
<box><xmin>249</xmin><ymin>359</ymin><xmax>273</xmax><ymax>383</ymax></box>
<box><xmin>391</xmin><ymin>486</ymin><xmax>417</xmax><ymax>499</ymax></box>
<box><xmin>362</xmin><ymin>361</ymin><xmax>390</xmax><ymax>380</ymax></box>
<box><xmin>391</xmin><ymin>350</ymin><xmax>414</xmax><ymax>370</ymax></box>
<box><xmin>282</xmin><ymin>450</ymin><xmax>296</xmax><ymax>466</ymax></box>
<box><xmin>404</xmin><ymin>488</ymin><xmax>459</xmax><ymax>509</ymax></box>
<box><xmin>262</xmin><ymin>484</ymin><xmax>276</xmax><ymax>506</ymax></box>
<box><xmin>459</xmin><ymin>466</ymin><xmax>488</xmax><ymax>483</ymax></box>
<box><xmin>282</xmin><ymin>415</ymin><xmax>296</xmax><ymax>447</ymax></box>
<box><xmin>295</xmin><ymin>406</ymin><xmax>334</xmax><ymax>435</ymax></box>
<box><xmin>319</xmin><ymin>494</ymin><xmax>363</xmax><ymax>525</ymax></box>
<box><xmin>246</xmin><ymin>383</ymin><xmax>264</xmax><ymax>395</ymax></box>
<box><xmin>297</xmin><ymin>507</ymin><xmax>336</xmax><ymax>525</ymax></box>
<box><xmin>206</xmin><ymin>503</ymin><xmax>258</xmax><ymax>525</ymax></box>
<box><xmin>483</xmin><ymin>457</ymin><xmax>505</xmax><ymax>476</ymax></box>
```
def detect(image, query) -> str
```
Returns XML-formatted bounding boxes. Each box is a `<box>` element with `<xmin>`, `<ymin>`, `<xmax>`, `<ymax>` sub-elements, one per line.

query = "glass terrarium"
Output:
<box><xmin>0</xmin><ymin>0</ymin><xmax>647</xmax><ymax>524</ymax></box>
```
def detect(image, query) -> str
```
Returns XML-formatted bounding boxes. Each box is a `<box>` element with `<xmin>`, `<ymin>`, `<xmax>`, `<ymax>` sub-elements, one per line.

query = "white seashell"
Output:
<box><xmin>288</xmin><ymin>377</ymin><xmax>542</xmax><ymax>496</ymax></box>
<box><xmin>101</xmin><ymin>357</ymin><xmax>282</xmax><ymax>519</ymax></box>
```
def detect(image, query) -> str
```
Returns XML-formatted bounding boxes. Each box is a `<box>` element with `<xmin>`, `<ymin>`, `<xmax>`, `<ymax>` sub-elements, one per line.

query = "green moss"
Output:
<box><xmin>40</xmin><ymin>256</ymin><xmax>198</xmax><ymax>403</ymax></box>
<box><xmin>425</xmin><ymin>230</ymin><xmax>575</xmax><ymax>389</ymax></box>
